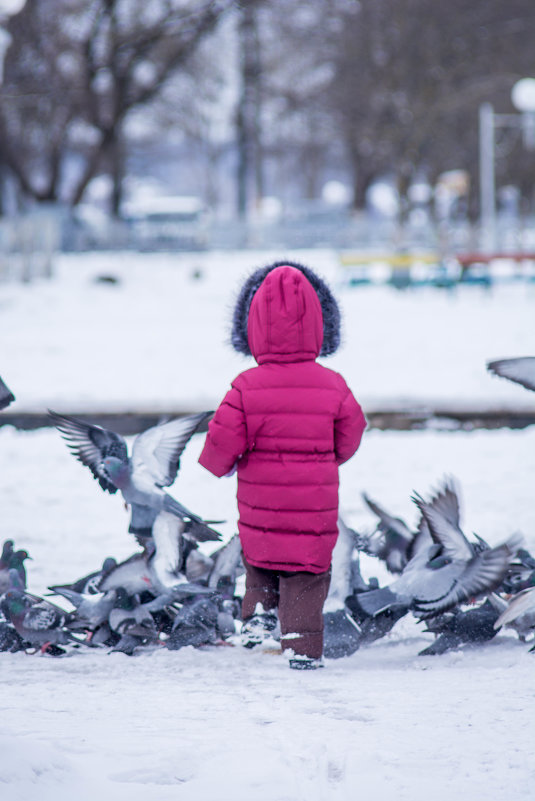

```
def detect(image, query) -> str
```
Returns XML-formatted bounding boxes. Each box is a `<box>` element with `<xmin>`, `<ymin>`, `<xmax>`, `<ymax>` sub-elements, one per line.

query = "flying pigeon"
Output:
<box><xmin>0</xmin><ymin>376</ymin><xmax>15</xmax><ymax>410</ymax></box>
<box><xmin>360</xmin><ymin>493</ymin><xmax>414</xmax><ymax>573</ymax></box>
<box><xmin>487</xmin><ymin>357</ymin><xmax>535</xmax><ymax>392</ymax></box>
<box><xmin>354</xmin><ymin>482</ymin><xmax>522</xmax><ymax>619</ymax></box>
<box><xmin>49</xmin><ymin>410</ymin><xmax>221</xmax><ymax>542</ymax></box>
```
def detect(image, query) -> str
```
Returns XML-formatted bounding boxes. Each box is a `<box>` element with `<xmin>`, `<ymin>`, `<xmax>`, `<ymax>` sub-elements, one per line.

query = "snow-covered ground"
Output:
<box><xmin>1</xmin><ymin>249</ymin><xmax>534</xmax><ymax>410</ymax></box>
<box><xmin>1</xmin><ymin>249</ymin><xmax>534</xmax><ymax>800</ymax></box>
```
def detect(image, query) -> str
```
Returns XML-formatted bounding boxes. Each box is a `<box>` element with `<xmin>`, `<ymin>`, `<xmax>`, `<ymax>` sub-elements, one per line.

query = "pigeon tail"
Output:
<box><xmin>162</xmin><ymin>495</ymin><xmax>222</xmax><ymax>541</ymax></box>
<box><xmin>352</xmin><ymin>585</ymin><xmax>405</xmax><ymax>617</ymax></box>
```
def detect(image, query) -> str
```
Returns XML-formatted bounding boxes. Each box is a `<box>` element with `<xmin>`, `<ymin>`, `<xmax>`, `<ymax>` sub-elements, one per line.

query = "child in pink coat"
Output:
<box><xmin>199</xmin><ymin>261</ymin><xmax>366</xmax><ymax>668</ymax></box>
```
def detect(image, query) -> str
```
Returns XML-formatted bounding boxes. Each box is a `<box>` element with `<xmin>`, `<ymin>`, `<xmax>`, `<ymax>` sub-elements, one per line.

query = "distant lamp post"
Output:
<box><xmin>479</xmin><ymin>77</ymin><xmax>535</xmax><ymax>252</ymax></box>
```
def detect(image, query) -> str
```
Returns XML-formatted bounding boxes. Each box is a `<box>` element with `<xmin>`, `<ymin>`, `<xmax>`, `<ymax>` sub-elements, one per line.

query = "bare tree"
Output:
<box><xmin>325</xmin><ymin>0</ymin><xmax>535</xmax><ymax>211</ymax></box>
<box><xmin>0</xmin><ymin>0</ymin><xmax>236</xmax><ymax>213</ymax></box>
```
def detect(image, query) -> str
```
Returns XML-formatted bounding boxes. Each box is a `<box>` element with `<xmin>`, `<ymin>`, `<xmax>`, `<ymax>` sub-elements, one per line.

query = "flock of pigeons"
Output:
<box><xmin>0</xmin><ymin>357</ymin><xmax>534</xmax><ymax>659</ymax></box>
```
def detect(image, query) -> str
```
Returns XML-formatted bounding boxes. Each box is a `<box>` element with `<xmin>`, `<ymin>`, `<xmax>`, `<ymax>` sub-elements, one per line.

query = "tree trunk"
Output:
<box><xmin>109</xmin><ymin>128</ymin><xmax>124</xmax><ymax>218</ymax></box>
<box><xmin>236</xmin><ymin>3</ymin><xmax>262</xmax><ymax>218</ymax></box>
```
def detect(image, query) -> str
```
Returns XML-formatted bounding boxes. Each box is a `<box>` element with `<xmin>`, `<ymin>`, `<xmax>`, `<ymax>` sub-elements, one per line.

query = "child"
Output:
<box><xmin>199</xmin><ymin>261</ymin><xmax>366</xmax><ymax>669</ymax></box>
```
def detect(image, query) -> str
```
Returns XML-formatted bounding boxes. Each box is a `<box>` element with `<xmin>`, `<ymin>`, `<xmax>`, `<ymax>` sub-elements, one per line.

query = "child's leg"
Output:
<box><xmin>278</xmin><ymin>569</ymin><xmax>331</xmax><ymax>659</ymax></box>
<box><xmin>241</xmin><ymin>559</ymin><xmax>280</xmax><ymax>619</ymax></box>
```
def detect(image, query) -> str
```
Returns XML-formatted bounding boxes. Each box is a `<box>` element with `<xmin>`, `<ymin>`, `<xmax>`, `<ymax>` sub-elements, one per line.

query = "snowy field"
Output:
<box><xmin>1</xmin><ymin>249</ymin><xmax>534</xmax><ymax>800</ymax></box>
<box><xmin>1</xmin><ymin>248</ymin><xmax>534</xmax><ymax>411</ymax></box>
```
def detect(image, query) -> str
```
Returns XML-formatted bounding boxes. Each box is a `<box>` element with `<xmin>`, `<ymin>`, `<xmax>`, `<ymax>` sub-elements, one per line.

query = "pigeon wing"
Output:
<box><xmin>49</xmin><ymin>410</ymin><xmax>127</xmax><ymax>493</ymax></box>
<box><xmin>131</xmin><ymin>412</ymin><xmax>212</xmax><ymax>488</ymax></box>
<box><xmin>487</xmin><ymin>357</ymin><xmax>535</xmax><ymax>392</ymax></box>
<box><xmin>23</xmin><ymin>603</ymin><xmax>59</xmax><ymax>631</ymax></box>
<box><xmin>362</xmin><ymin>493</ymin><xmax>413</xmax><ymax>542</ymax></box>
<box><xmin>414</xmin><ymin>535</ymin><xmax>520</xmax><ymax>618</ymax></box>
<box><xmin>427</xmin><ymin>478</ymin><xmax>461</xmax><ymax>528</ymax></box>
<box><xmin>494</xmin><ymin>586</ymin><xmax>535</xmax><ymax>629</ymax></box>
<box><xmin>412</xmin><ymin>494</ymin><xmax>473</xmax><ymax>562</ymax></box>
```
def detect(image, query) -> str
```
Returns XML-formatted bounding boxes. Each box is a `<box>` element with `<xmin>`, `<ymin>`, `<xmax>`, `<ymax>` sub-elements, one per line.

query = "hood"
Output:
<box><xmin>231</xmin><ymin>260</ymin><xmax>341</xmax><ymax>363</ymax></box>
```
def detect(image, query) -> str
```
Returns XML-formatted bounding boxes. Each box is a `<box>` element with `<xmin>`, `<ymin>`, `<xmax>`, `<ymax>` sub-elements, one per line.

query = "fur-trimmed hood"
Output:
<box><xmin>230</xmin><ymin>260</ymin><xmax>341</xmax><ymax>359</ymax></box>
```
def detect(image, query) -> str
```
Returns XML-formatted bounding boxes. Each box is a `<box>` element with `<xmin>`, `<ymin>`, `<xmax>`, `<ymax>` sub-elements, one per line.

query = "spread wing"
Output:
<box><xmin>487</xmin><ymin>357</ymin><xmax>535</xmax><ymax>392</ymax></box>
<box><xmin>49</xmin><ymin>410</ymin><xmax>127</xmax><ymax>493</ymax></box>
<box><xmin>412</xmin><ymin>494</ymin><xmax>473</xmax><ymax>562</ymax></box>
<box><xmin>131</xmin><ymin>412</ymin><xmax>212</xmax><ymax>488</ymax></box>
<box><xmin>362</xmin><ymin>493</ymin><xmax>413</xmax><ymax>543</ymax></box>
<box><xmin>414</xmin><ymin>534</ymin><xmax>522</xmax><ymax>618</ymax></box>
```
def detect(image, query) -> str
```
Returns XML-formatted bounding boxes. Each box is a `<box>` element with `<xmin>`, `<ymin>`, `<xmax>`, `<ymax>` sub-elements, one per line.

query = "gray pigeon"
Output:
<box><xmin>97</xmin><ymin>547</ymin><xmax>214</xmax><ymax>599</ymax></box>
<box><xmin>207</xmin><ymin>534</ymin><xmax>245</xmax><ymax>592</ymax></box>
<box><xmin>360</xmin><ymin>493</ymin><xmax>414</xmax><ymax>573</ymax></box>
<box><xmin>418</xmin><ymin>597</ymin><xmax>502</xmax><ymax>656</ymax></box>
<box><xmin>47</xmin><ymin>586</ymin><xmax>121</xmax><ymax>629</ymax></box>
<box><xmin>49</xmin><ymin>410</ymin><xmax>221</xmax><ymax>542</ymax></box>
<box><xmin>487</xmin><ymin>357</ymin><xmax>535</xmax><ymax>392</ymax></box>
<box><xmin>49</xmin><ymin>556</ymin><xmax>118</xmax><ymax>596</ymax></box>
<box><xmin>493</xmin><ymin>586</ymin><xmax>535</xmax><ymax>643</ymax></box>
<box><xmin>323</xmin><ymin>517</ymin><xmax>374</xmax><ymax>659</ymax></box>
<box><xmin>0</xmin><ymin>376</ymin><xmax>15</xmax><ymax>410</ymax></box>
<box><xmin>355</xmin><ymin>484</ymin><xmax>522</xmax><ymax>619</ymax></box>
<box><xmin>0</xmin><ymin>590</ymin><xmax>84</xmax><ymax>654</ymax></box>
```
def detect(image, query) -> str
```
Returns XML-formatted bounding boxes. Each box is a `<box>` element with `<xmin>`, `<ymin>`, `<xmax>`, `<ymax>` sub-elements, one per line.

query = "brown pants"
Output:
<box><xmin>242</xmin><ymin>559</ymin><xmax>331</xmax><ymax>659</ymax></box>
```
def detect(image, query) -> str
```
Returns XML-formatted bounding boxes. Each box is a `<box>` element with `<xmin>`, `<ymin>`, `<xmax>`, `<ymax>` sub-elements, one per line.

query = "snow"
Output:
<box><xmin>1</xmin><ymin>249</ymin><xmax>534</xmax><ymax>411</ymax></box>
<box><xmin>1</xmin><ymin>249</ymin><xmax>534</xmax><ymax>800</ymax></box>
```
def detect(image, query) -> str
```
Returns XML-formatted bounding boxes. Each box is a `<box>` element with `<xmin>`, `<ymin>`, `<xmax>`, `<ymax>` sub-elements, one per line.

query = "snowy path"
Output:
<box><xmin>1</xmin><ymin>635</ymin><xmax>533</xmax><ymax>801</ymax></box>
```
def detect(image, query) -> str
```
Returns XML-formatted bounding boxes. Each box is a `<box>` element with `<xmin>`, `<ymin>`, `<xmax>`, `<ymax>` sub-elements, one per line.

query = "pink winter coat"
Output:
<box><xmin>199</xmin><ymin>264</ymin><xmax>366</xmax><ymax>573</ymax></box>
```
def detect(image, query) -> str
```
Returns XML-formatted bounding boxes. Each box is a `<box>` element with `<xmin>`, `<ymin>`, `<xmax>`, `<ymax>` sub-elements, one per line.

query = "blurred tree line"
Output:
<box><xmin>0</xmin><ymin>0</ymin><xmax>534</xmax><ymax>218</ymax></box>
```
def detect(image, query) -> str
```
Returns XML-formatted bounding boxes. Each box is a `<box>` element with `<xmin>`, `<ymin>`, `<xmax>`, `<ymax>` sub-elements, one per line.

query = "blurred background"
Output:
<box><xmin>0</xmin><ymin>0</ymin><xmax>534</xmax><ymax>263</ymax></box>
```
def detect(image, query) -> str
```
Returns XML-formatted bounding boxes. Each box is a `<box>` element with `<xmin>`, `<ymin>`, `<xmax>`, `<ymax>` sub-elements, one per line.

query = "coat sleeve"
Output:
<box><xmin>334</xmin><ymin>383</ymin><xmax>366</xmax><ymax>466</ymax></box>
<box><xmin>198</xmin><ymin>383</ymin><xmax>247</xmax><ymax>477</ymax></box>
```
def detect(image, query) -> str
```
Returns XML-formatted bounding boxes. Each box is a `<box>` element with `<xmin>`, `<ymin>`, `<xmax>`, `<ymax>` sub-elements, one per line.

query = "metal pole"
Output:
<box><xmin>479</xmin><ymin>103</ymin><xmax>496</xmax><ymax>252</ymax></box>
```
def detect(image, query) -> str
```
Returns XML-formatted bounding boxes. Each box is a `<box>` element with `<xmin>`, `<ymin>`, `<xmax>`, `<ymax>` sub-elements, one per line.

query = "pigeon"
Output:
<box><xmin>360</xmin><ymin>493</ymin><xmax>415</xmax><ymax>573</ymax></box>
<box><xmin>0</xmin><ymin>376</ymin><xmax>15</xmax><ymax>410</ymax></box>
<box><xmin>0</xmin><ymin>620</ymin><xmax>25</xmax><ymax>652</ymax></box>
<box><xmin>8</xmin><ymin>549</ymin><xmax>31</xmax><ymax>588</ymax></box>
<box><xmin>354</xmin><ymin>482</ymin><xmax>522</xmax><ymax>619</ymax></box>
<box><xmin>0</xmin><ymin>590</ymin><xmax>84</xmax><ymax>654</ymax></box>
<box><xmin>0</xmin><ymin>540</ymin><xmax>14</xmax><ymax>570</ymax></box>
<box><xmin>207</xmin><ymin>534</ymin><xmax>244</xmax><ymax>593</ymax></box>
<box><xmin>49</xmin><ymin>410</ymin><xmax>221</xmax><ymax>543</ymax></box>
<box><xmin>487</xmin><ymin>357</ymin><xmax>535</xmax><ymax>392</ymax></box>
<box><xmin>47</xmin><ymin>586</ymin><xmax>121</xmax><ymax>629</ymax></box>
<box><xmin>185</xmin><ymin>548</ymin><xmax>214</xmax><ymax>584</ymax></box>
<box><xmin>323</xmin><ymin>517</ymin><xmax>383</xmax><ymax>659</ymax></box>
<box><xmin>49</xmin><ymin>556</ymin><xmax>119</xmax><ymax>596</ymax></box>
<box><xmin>0</xmin><ymin>550</ymin><xmax>31</xmax><ymax>594</ymax></box>
<box><xmin>166</xmin><ymin>596</ymin><xmax>220</xmax><ymax>650</ymax></box>
<box><xmin>108</xmin><ymin>589</ymin><xmax>161</xmax><ymax>654</ymax></box>
<box><xmin>493</xmin><ymin>586</ymin><xmax>535</xmax><ymax>644</ymax></box>
<box><xmin>418</xmin><ymin>597</ymin><xmax>502</xmax><ymax>655</ymax></box>
<box><xmin>95</xmin><ymin>542</ymin><xmax>214</xmax><ymax>599</ymax></box>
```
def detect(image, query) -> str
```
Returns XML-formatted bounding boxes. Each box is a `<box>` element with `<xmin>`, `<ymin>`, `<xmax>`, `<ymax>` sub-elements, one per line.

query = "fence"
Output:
<box><xmin>0</xmin><ymin>206</ymin><xmax>61</xmax><ymax>283</ymax></box>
